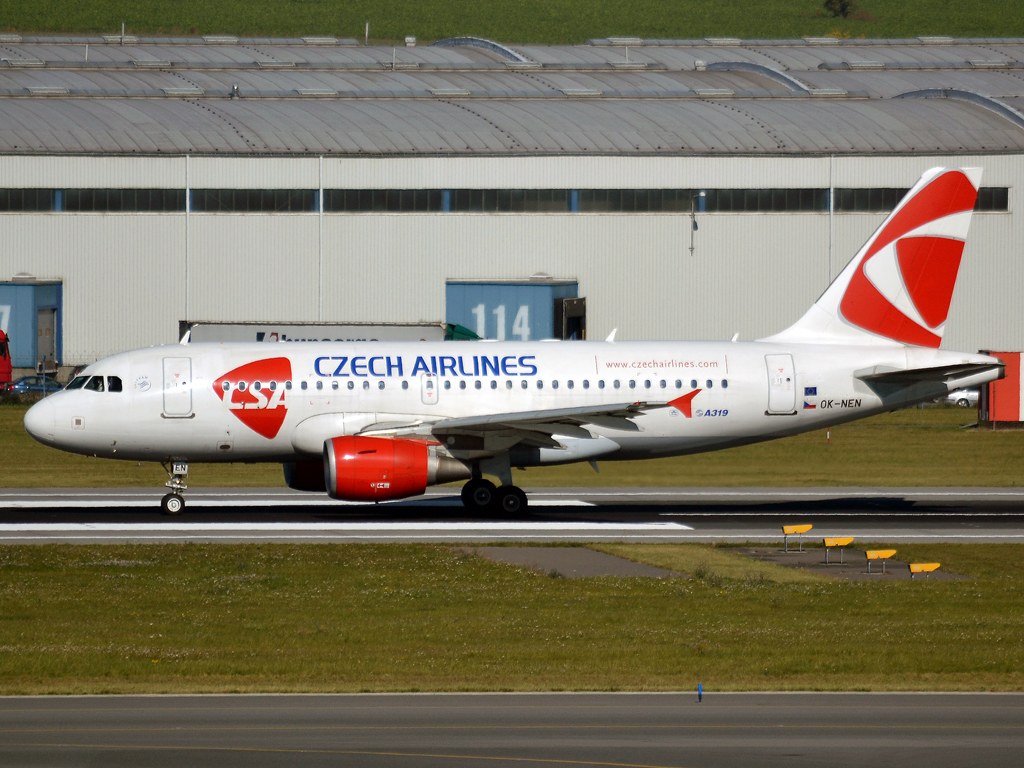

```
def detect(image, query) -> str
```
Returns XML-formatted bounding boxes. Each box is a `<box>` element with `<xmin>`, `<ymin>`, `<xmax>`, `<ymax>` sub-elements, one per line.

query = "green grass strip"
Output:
<box><xmin>2</xmin><ymin>0</ymin><xmax>1021</xmax><ymax>43</ymax></box>
<box><xmin>1</xmin><ymin>542</ymin><xmax>1022</xmax><ymax>693</ymax></box>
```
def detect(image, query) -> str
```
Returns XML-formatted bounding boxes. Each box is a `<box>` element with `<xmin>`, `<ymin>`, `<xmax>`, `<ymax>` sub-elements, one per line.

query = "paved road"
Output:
<box><xmin>1</xmin><ymin>692</ymin><xmax>1021</xmax><ymax>768</ymax></box>
<box><xmin>2</xmin><ymin>487</ymin><xmax>1024</xmax><ymax>543</ymax></box>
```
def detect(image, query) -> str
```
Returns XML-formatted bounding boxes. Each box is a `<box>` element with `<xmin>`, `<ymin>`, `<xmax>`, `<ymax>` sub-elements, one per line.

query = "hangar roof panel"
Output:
<box><xmin>0</xmin><ymin>37</ymin><xmax>1023</xmax><ymax>156</ymax></box>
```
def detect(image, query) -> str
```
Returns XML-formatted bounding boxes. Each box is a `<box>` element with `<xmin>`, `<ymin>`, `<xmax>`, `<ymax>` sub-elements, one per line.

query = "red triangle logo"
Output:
<box><xmin>896</xmin><ymin>236</ymin><xmax>964</xmax><ymax>329</ymax></box>
<box><xmin>213</xmin><ymin>357</ymin><xmax>292</xmax><ymax>439</ymax></box>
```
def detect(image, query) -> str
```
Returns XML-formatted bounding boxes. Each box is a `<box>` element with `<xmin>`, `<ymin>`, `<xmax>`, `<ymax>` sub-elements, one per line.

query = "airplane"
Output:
<box><xmin>23</xmin><ymin>167</ymin><xmax>1004</xmax><ymax>515</ymax></box>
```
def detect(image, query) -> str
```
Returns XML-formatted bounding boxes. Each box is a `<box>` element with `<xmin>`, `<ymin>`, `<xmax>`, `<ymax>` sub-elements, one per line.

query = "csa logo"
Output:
<box><xmin>213</xmin><ymin>358</ymin><xmax>292</xmax><ymax>439</ymax></box>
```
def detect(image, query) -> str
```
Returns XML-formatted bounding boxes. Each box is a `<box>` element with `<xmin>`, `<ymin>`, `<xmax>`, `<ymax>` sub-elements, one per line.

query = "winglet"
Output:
<box><xmin>605</xmin><ymin>328</ymin><xmax>617</xmax><ymax>342</ymax></box>
<box><xmin>668</xmin><ymin>389</ymin><xmax>701</xmax><ymax>418</ymax></box>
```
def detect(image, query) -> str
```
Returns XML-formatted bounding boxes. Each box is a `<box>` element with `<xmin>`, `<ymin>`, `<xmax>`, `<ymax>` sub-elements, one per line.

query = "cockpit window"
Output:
<box><xmin>107</xmin><ymin>376</ymin><xmax>123</xmax><ymax>393</ymax></box>
<box><xmin>84</xmin><ymin>376</ymin><xmax>105</xmax><ymax>392</ymax></box>
<box><xmin>66</xmin><ymin>376</ymin><xmax>89</xmax><ymax>390</ymax></box>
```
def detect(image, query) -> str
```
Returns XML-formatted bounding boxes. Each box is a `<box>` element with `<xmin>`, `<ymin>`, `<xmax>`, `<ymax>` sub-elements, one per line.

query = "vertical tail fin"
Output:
<box><xmin>765</xmin><ymin>167</ymin><xmax>981</xmax><ymax>347</ymax></box>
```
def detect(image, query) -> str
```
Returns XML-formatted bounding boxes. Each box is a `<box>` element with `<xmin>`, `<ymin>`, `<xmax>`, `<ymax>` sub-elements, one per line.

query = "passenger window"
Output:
<box><xmin>269</xmin><ymin>381</ymin><xmax>277</xmax><ymax>391</ymax></box>
<box><xmin>659</xmin><ymin>380</ymin><xmax>666</xmax><ymax>389</ymax></box>
<box><xmin>722</xmin><ymin>379</ymin><xmax>728</xmax><ymax>389</ymax></box>
<box><xmin>332</xmin><ymin>381</ymin><xmax>339</xmax><ymax>390</ymax></box>
<box><xmin>644</xmin><ymin>380</ymin><xmax>651</xmax><ymax>389</ymax></box>
<box><xmin>567</xmin><ymin>380</ymin><xmax>574</xmax><ymax>389</ymax></box>
<box><xmin>363</xmin><ymin>381</ymin><xmax>370</xmax><ymax>390</ymax></box>
<box><xmin>238</xmin><ymin>381</ymin><xmax>247</xmax><ymax>391</ymax></box>
<box><xmin>675</xmin><ymin>380</ymin><xmax>682</xmax><ymax>389</ymax></box>
<box><xmin>285</xmin><ymin>381</ymin><xmax>292</xmax><ymax>391</ymax></box>
<box><xmin>706</xmin><ymin>380</ymin><xmax>713</xmax><ymax>389</ymax></box>
<box><xmin>378</xmin><ymin>381</ymin><xmax>385</xmax><ymax>390</ymax></box>
<box><xmin>537</xmin><ymin>381</ymin><xmax>544</xmax><ymax>389</ymax></box>
<box><xmin>598</xmin><ymin>380</ymin><xmax>605</xmax><ymax>389</ymax></box>
<box><xmin>629</xmin><ymin>380</ymin><xmax>636</xmax><ymax>389</ymax></box>
<box><xmin>84</xmin><ymin>376</ymin><xmax>104</xmax><ymax>392</ymax></box>
<box><xmin>253</xmin><ymin>382</ymin><xmax>262</xmax><ymax>391</ymax></box>
<box><xmin>460</xmin><ymin>381</ymin><xmax>467</xmax><ymax>390</ymax></box>
<box><xmin>347</xmin><ymin>381</ymin><xmax>354</xmax><ymax>390</ymax></box>
<box><xmin>552</xmin><ymin>380</ymin><xmax>559</xmax><ymax>389</ymax></box>
<box><xmin>221</xmin><ymin>380</ymin><xmax>230</xmax><ymax>392</ymax></box>
<box><xmin>521</xmin><ymin>380</ymin><xmax>528</xmax><ymax>389</ymax></box>
<box><xmin>402</xmin><ymin>381</ymin><xmax>409</xmax><ymax>390</ymax></box>
<box><xmin>475</xmin><ymin>380</ymin><xmax>482</xmax><ymax>390</ymax></box>
<box><xmin>505</xmin><ymin>381</ymin><xmax>512</xmax><ymax>389</ymax></box>
<box><xmin>300</xmin><ymin>381</ymin><xmax>307</xmax><ymax>390</ymax></box>
<box><xmin>66</xmin><ymin>376</ymin><xmax>89</xmax><ymax>390</ymax></box>
<box><xmin>583</xmin><ymin>380</ymin><xmax>590</xmax><ymax>389</ymax></box>
<box><xmin>107</xmin><ymin>376</ymin><xmax>123</xmax><ymax>393</ymax></box>
<box><xmin>691</xmin><ymin>379</ymin><xmax>697</xmax><ymax>389</ymax></box>
<box><xmin>316</xmin><ymin>380</ymin><xmax>323</xmax><ymax>391</ymax></box>
<box><xmin>444</xmin><ymin>380</ymin><xmax>451</xmax><ymax>390</ymax></box>
<box><xmin>613</xmin><ymin>380</ymin><xmax>620</xmax><ymax>389</ymax></box>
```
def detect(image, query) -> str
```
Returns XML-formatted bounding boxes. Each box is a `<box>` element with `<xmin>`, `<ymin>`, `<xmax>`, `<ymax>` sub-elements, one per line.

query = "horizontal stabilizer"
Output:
<box><xmin>854</xmin><ymin>362</ymin><xmax>1003</xmax><ymax>385</ymax></box>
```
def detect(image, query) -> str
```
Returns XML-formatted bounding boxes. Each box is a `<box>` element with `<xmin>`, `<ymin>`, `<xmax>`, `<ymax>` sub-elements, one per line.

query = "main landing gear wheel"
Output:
<box><xmin>497</xmin><ymin>486</ymin><xmax>528</xmax><ymax>514</ymax></box>
<box><xmin>161</xmin><ymin>493</ymin><xmax>185</xmax><ymax>516</ymax></box>
<box><xmin>461</xmin><ymin>479</ymin><xmax>497</xmax><ymax>511</ymax></box>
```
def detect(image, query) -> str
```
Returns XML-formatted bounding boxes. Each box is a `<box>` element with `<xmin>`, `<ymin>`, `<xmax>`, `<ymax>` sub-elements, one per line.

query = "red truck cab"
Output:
<box><xmin>0</xmin><ymin>330</ymin><xmax>11</xmax><ymax>388</ymax></box>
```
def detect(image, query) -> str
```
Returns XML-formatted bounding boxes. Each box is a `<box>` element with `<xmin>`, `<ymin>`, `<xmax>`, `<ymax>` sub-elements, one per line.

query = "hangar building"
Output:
<box><xmin>0</xmin><ymin>34</ymin><xmax>1021</xmax><ymax>373</ymax></box>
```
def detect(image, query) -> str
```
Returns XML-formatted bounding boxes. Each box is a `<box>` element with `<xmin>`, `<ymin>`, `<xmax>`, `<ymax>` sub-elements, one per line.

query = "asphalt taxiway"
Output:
<box><xmin>2</xmin><ymin>486</ymin><xmax>1024</xmax><ymax>543</ymax></box>
<box><xmin>2</xmin><ymin>692</ymin><xmax>1022</xmax><ymax>768</ymax></box>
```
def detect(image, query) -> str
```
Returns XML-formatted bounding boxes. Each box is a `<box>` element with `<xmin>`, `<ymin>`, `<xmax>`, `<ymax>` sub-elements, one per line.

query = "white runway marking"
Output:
<box><xmin>0</xmin><ymin>521</ymin><xmax>692</xmax><ymax>533</ymax></box>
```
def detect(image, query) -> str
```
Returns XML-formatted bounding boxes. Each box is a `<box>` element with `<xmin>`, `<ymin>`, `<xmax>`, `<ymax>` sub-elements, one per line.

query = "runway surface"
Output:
<box><xmin>2</xmin><ymin>486</ymin><xmax>1024</xmax><ymax>543</ymax></box>
<box><xmin>2</xmin><ymin>692</ymin><xmax>1022</xmax><ymax>768</ymax></box>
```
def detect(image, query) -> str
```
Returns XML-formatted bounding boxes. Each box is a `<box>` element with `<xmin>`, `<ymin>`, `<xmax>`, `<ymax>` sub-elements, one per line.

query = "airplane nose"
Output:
<box><xmin>24</xmin><ymin>398</ymin><xmax>56</xmax><ymax>445</ymax></box>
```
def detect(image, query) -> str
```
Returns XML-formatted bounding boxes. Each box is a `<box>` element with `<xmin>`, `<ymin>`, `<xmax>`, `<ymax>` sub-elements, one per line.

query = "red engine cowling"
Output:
<box><xmin>323</xmin><ymin>435</ymin><xmax>470</xmax><ymax>502</ymax></box>
<box><xmin>283</xmin><ymin>461</ymin><xmax>327</xmax><ymax>492</ymax></box>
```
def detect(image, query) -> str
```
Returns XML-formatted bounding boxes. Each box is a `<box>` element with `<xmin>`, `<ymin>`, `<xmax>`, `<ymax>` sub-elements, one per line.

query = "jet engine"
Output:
<box><xmin>283</xmin><ymin>460</ymin><xmax>327</xmax><ymax>492</ymax></box>
<box><xmin>323</xmin><ymin>435</ymin><xmax>471</xmax><ymax>502</ymax></box>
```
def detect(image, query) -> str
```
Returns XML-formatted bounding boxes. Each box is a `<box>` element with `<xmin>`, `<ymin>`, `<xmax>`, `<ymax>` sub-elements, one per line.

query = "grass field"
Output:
<box><xmin>0</xmin><ymin>542</ymin><xmax>1021</xmax><ymax>694</ymax></box>
<box><xmin>2</xmin><ymin>403</ymin><xmax>1019</xmax><ymax>488</ymax></box>
<box><xmin>1</xmin><ymin>1</ymin><xmax>1021</xmax><ymax>44</ymax></box>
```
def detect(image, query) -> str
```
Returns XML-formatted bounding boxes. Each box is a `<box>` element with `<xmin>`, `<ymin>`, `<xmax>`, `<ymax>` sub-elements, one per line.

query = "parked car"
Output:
<box><xmin>8</xmin><ymin>375</ymin><xmax>64</xmax><ymax>395</ymax></box>
<box><xmin>944</xmin><ymin>387</ymin><xmax>979</xmax><ymax>408</ymax></box>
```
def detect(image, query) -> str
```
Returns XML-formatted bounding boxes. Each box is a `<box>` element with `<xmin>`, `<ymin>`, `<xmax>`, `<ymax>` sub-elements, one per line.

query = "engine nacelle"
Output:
<box><xmin>323</xmin><ymin>435</ymin><xmax>470</xmax><ymax>502</ymax></box>
<box><xmin>283</xmin><ymin>461</ymin><xmax>327</xmax><ymax>492</ymax></box>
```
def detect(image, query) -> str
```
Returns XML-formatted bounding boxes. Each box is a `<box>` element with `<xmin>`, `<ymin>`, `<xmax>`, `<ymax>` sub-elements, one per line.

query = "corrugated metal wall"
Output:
<box><xmin>0</xmin><ymin>153</ymin><xmax>1019</xmax><ymax>363</ymax></box>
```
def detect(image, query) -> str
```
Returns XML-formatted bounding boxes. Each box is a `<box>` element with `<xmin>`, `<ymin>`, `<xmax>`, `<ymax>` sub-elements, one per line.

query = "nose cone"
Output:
<box><xmin>24</xmin><ymin>398</ymin><xmax>56</xmax><ymax>445</ymax></box>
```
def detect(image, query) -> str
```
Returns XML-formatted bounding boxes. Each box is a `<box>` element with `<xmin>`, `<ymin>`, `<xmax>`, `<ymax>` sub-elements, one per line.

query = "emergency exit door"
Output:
<box><xmin>162</xmin><ymin>357</ymin><xmax>193</xmax><ymax>416</ymax></box>
<box><xmin>765</xmin><ymin>354</ymin><xmax>796</xmax><ymax>414</ymax></box>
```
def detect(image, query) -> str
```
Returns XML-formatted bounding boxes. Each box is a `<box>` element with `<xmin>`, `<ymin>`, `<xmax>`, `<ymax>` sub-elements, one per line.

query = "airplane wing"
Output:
<box><xmin>428</xmin><ymin>401</ymin><xmax>670</xmax><ymax>451</ymax></box>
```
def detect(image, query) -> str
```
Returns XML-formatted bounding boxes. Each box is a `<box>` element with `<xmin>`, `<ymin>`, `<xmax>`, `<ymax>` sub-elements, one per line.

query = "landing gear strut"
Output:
<box><xmin>161</xmin><ymin>461</ymin><xmax>188</xmax><ymax>515</ymax></box>
<box><xmin>460</xmin><ymin>478</ymin><xmax>529</xmax><ymax>514</ymax></box>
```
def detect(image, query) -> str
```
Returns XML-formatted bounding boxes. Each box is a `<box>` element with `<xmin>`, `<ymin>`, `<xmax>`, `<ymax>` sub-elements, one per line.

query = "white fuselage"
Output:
<box><xmin>24</xmin><ymin>339</ymin><xmax>999</xmax><ymax>466</ymax></box>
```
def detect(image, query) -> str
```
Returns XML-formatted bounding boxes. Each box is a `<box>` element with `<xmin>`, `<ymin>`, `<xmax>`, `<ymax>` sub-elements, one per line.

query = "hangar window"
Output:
<box><xmin>324</xmin><ymin>189</ymin><xmax>444</xmax><ymax>212</ymax></box>
<box><xmin>191</xmin><ymin>189</ymin><xmax>316</xmax><ymax>213</ymax></box>
<box><xmin>62</xmin><ymin>189</ymin><xmax>186</xmax><ymax>212</ymax></box>
<box><xmin>974</xmin><ymin>187</ymin><xmax>1009</xmax><ymax>211</ymax></box>
<box><xmin>0</xmin><ymin>189</ymin><xmax>56</xmax><ymax>211</ymax></box>
<box><xmin>832</xmin><ymin>187</ymin><xmax>1009</xmax><ymax>212</ymax></box>
<box><xmin>579</xmin><ymin>188</ymin><xmax>829</xmax><ymax>212</ymax></box>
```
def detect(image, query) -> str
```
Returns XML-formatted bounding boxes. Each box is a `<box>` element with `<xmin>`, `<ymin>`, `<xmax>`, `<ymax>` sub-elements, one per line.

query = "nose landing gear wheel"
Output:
<box><xmin>461</xmin><ymin>479</ymin><xmax>497</xmax><ymax>511</ymax></box>
<box><xmin>497</xmin><ymin>486</ymin><xmax>528</xmax><ymax>514</ymax></box>
<box><xmin>161</xmin><ymin>493</ymin><xmax>185</xmax><ymax>516</ymax></box>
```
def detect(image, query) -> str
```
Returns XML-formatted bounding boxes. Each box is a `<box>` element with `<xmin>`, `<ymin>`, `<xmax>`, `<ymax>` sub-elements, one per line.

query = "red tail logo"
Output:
<box><xmin>839</xmin><ymin>170</ymin><xmax>977</xmax><ymax>347</ymax></box>
<box><xmin>213</xmin><ymin>358</ymin><xmax>292</xmax><ymax>439</ymax></box>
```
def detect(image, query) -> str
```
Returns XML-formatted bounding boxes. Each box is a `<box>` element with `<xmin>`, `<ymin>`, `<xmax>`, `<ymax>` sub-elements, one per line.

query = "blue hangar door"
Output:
<box><xmin>446</xmin><ymin>279</ymin><xmax>582</xmax><ymax>341</ymax></box>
